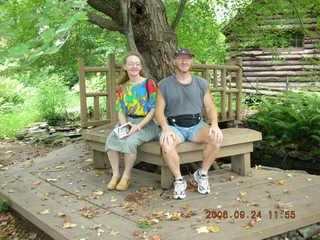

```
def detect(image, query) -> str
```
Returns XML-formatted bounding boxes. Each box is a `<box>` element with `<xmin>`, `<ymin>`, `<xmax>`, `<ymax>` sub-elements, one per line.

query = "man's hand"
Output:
<box><xmin>160</xmin><ymin>128</ymin><xmax>176</xmax><ymax>147</ymax></box>
<box><xmin>209</xmin><ymin>124</ymin><xmax>223</xmax><ymax>144</ymax></box>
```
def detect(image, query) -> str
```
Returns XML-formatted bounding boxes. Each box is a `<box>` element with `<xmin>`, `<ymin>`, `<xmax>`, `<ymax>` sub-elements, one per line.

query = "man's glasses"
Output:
<box><xmin>175</xmin><ymin>57</ymin><xmax>192</xmax><ymax>62</ymax></box>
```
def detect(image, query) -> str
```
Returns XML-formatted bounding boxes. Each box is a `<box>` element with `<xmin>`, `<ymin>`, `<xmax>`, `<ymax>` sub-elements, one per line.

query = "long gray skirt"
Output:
<box><xmin>105</xmin><ymin>118</ymin><xmax>160</xmax><ymax>154</ymax></box>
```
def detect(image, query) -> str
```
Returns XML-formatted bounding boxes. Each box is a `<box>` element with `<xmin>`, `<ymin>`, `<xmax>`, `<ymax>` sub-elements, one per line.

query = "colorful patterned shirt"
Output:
<box><xmin>115</xmin><ymin>78</ymin><xmax>157</xmax><ymax>116</ymax></box>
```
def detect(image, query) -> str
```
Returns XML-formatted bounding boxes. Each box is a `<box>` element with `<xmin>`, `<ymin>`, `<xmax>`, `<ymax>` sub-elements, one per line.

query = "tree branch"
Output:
<box><xmin>171</xmin><ymin>0</ymin><xmax>188</xmax><ymax>31</ymax></box>
<box><xmin>87</xmin><ymin>12</ymin><xmax>124</xmax><ymax>34</ymax></box>
<box><xmin>87</xmin><ymin>0</ymin><xmax>122</xmax><ymax>23</ymax></box>
<box><xmin>120</xmin><ymin>0</ymin><xmax>139</xmax><ymax>52</ymax></box>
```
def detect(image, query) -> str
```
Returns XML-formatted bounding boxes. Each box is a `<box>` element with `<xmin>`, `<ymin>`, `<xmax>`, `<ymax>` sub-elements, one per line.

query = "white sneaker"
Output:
<box><xmin>173</xmin><ymin>179</ymin><xmax>187</xmax><ymax>200</ymax></box>
<box><xmin>193</xmin><ymin>169</ymin><xmax>210</xmax><ymax>194</ymax></box>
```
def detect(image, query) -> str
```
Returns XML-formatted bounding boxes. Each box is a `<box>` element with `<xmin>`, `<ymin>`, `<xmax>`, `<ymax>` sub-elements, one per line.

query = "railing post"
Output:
<box><xmin>79</xmin><ymin>58</ymin><xmax>88</xmax><ymax>128</ymax></box>
<box><xmin>108</xmin><ymin>54</ymin><xmax>117</xmax><ymax>123</ymax></box>
<box><xmin>221</xmin><ymin>68</ymin><xmax>227</xmax><ymax>121</ymax></box>
<box><xmin>235</xmin><ymin>58</ymin><xmax>243</xmax><ymax>121</ymax></box>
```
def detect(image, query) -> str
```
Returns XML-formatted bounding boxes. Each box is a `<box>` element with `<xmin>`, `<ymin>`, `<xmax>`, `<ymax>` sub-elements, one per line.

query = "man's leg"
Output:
<box><xmin>194</xmin><ymin>125</ymin><xmax>221</xmax><ymax>174</ymax></box>
<box><xmin>161</xmin><ymin>133</ymin><xmax>184</xmax><ymax>179</ymax></box>
<box><xmin>191</xmin><ymin>124</ymin><xmax>221</xmax><ymax>194</ymax></box>
<box><xmin>160</xmin><ymin>132</ymin><xmax>187</xmax><ymax>199</ymax></box>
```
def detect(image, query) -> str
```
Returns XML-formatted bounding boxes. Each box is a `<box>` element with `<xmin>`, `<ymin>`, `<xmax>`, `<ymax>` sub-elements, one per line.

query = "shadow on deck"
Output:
<box><xmin>0</xmin><ymin>142</ymin><xmax>319</xmax><ymax>240</ymax></box>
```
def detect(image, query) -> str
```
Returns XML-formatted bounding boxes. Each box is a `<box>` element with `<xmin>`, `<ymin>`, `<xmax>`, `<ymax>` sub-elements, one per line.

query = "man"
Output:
<box><xmin>155</xmin><ymin>48</ymin><xmax>223</xmax><ymax>199</ymax></box>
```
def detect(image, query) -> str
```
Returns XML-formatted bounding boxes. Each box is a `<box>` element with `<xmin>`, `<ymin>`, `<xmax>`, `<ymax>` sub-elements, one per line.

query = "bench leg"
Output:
<box><xmin>231</xmin><ymin>153</ymin><xmax>252</xmax><ymax>176</ymax></box>
<box><xmin>93</xmin><ymin>150</ymin><xmax>110</xmax><ymax>169</ymax></box>
<box><xmin>161</xmin><ymin>166</ymin><xmax>173</xmax><ymax>189</ymax></box>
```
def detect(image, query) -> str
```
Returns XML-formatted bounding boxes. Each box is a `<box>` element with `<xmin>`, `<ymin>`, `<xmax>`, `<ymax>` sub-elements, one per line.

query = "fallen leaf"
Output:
<box><xmin>39</xmin><ymin>209</ymin><xmax>50</xmax><ymax>215</ymax></box>
<box><xmin>63</xmin><ymin>216</ymin><xmax>77</xmax><ymax>229</ymax></box>
<box><xmin>278</xmin><ymin>180</ymin><xmax>285</xmax><ymax>185</ymax></box>
<box><xmin>208</xmin><ymin>226</ymin><xmax>220</xmax><ymax>233</ymax></box>
<box><xmin>104</xmin><ymin>210</ymin><xmax>112</xmax><ymax>215</ymax></box>
<box><xmin>138</xmin><ymin>221</ymin><xmax>150</xmax><ymax>229</ymax></box>
<box><xmin>89</xmin><ymin>224</ymin><xmax>102</xmax><ymax>230</ymax></box>
<box><xmin>46</xmin><ymin>178</ymin><xmax>57</xmax><ymax>182</ymax></box>
<box><xmin>125</xmin><ymin>193</ymin><xmax>144</xmax><ymax>202</ymax></box>
<box><xmin>55</xmin><ymin>165</ymin><xmax>65</xmax><ymax>169</ymax></box>
<box><xmin>110</xmin><ymin>196</ymin><xmax>117</xmax><ymax>202</ymax></box>
<box><xmin>136</xmin><ymin>186</ymin><xmax>154</xmax><ymax>193</ymax></box>
<box><xmin>169</xmin><ymin>212</ymin><xmax>181</xmax><ymax>221</ymax></box>
<box><xmin>196</xmin><ymin>226</ymin><xmax>209</xmax><ymax>234</ymax></box>
<box><xmin>229</xmin><ymin>176</ymin><xmax>235</xmax><ymax>181</ymax></box>
<box><xmin>239</xmin><ymin>192</ymin><xmax>247</xmax><ymax>197</ymax></box>
<box><xmin>151</xmin><ymin>235</ymin><xmax>161</xmax><ymax>240</ymax></box>
<box><xmin>85</xmin><ymin>159</ymin><xmax>93</xmax><ymax>163</ymax></box>
<box><xmin>5</xmin><ymin>150</ymin><xmax>13</xmax><ymax>154</ymax></box>
<box><xmin>283</xmin><ymin>189</ymin><xmax>294</xmax><ymax>195</ymax></box>
<box><xmin>63</xmin><ymin>222</ymin><xmax>77</xmax><ymax>229</ymax></box>
<box><xmin>32</xmin><ymin>181</ymin><xmax>41</xmax><ymax>186</ymax></box>
<box><xmin>95</xmin><ymin>170</ymin><xmax>106</xmax><ymax>175</ymax></box>
<box><xmin>110</xmin><ymin>231</ymin><xmax>120</xmax><ymax>236</ymax></box>
<box><xmin>179</xmin><ymin>205</ymin><xmax>189</xmax><ymax>210</ymax></box>
<box><xmin>8</xmin><ymin>189</ymin><xmax>15</xmax><ymax>193</ymax></box>
<box><xmin>57</xmin><ymin>212</ymin><xmax>66</xmax><ymax>217</ymax></box>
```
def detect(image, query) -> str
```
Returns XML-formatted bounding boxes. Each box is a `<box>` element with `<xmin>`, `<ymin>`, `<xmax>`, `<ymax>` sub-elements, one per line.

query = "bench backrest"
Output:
<box><xmin>79</xmin><ymin>55</ymin><xmax>243</xmax><ymax>128</ymax></box>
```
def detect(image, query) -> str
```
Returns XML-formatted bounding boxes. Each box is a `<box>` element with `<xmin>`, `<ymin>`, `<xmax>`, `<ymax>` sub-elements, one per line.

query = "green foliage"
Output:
<box><xmin>0</xmin><ymin>77</ymin><xmax>25</xmax><ymax>113</ymax></box>
<box><xmin>246</xmin><ymin>91</ymin><xmax>320</xmax><ymax>156</ymax></box>
<box><xmin>36</xmin><ymin>76</ymin><xmax>69</xmax><ymax>125</ymax></box>
<box><xmin>165</xmin><ymin>0</ymin><xmax>228</xmax><ymax>63</ymax></box>
<box><xmin>224</xmin><ymin>0</ymin><xmax>320</xmax><ymax>52</ymax></box>
<box><xmin>0</xmin><ymin>77</ymin><xmax>39</xmax><ymax>138</ymax></box>
<box><xmin>243</xmin><ymin>94</ymin><xmax>264</xmax><ymax>108</ymax></box>
<box><xmin>0</xmin><ymin>0</ymin><xmax>125</xmax><ymax>87</ymax></box>
<box><xmin>0</xmin><ymin>198</ymin><xmax>10</xmax><ymax>212</ymax></box>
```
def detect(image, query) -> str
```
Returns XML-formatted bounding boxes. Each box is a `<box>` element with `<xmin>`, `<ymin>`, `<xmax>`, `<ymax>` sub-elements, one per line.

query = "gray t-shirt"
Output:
<box><xmin>158</xmin><ymin>75</ymin><xmax>209</xmax><ymax>117</ymax></box>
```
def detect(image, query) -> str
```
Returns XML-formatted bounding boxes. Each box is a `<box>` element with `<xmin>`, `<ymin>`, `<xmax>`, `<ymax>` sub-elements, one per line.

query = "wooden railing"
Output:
<box><xmin>79</xmin><ymin>54</ymin><xmax>243</xmax><ymax>128</ymax></box>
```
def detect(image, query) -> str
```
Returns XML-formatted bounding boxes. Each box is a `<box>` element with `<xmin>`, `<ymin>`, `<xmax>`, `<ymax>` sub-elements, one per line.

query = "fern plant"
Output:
<box><xmin>246</xmin><ymin>91</ymin><xmax>320</xmax><ymax>156</ymax></box>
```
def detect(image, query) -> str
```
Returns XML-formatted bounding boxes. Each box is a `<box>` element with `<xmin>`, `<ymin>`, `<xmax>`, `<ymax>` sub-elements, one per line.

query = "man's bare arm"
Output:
<box><xmin>155</xmin><ymin>91</ymin><xmax>170</xmax><ymax>130</ymax></box>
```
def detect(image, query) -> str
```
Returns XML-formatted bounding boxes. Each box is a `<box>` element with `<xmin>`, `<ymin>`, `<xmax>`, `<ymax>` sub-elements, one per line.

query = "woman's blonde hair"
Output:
<box><xmin>118</xmin><ymin>51</ymin><xmax>146</xmax><ymax>85</ymax></box>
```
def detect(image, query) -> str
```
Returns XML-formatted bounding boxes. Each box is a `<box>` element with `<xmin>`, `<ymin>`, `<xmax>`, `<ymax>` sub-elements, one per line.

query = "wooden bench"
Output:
<box><xmin>82</xmin><ymin>126</ymin><xmax>262</xmax><ymax>189</ymax></box>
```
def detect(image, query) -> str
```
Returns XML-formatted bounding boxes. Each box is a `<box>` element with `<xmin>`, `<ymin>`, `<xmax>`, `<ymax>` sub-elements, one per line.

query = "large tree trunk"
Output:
<box><xmin>87</xmin><ymin>0</ymin><xmax>178</xmax><ymax>80</ymax></box>
<box><xmin>130</xmin><ymin>0</ymin><xmax>177</xmax><ymax>80</ymax></box>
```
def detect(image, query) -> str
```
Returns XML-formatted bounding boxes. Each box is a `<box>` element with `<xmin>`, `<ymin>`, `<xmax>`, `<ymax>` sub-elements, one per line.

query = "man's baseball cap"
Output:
<box><xmin>174</xmin><ymin>48</ymin><xmax>194</xmax><ymax>57</ymax></box>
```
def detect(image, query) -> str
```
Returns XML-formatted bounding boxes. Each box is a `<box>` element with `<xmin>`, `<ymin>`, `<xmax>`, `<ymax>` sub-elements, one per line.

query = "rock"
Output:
<box><xmin>15</xmin><ymin>130</ymin><xmax>28</xmax><ymax>140</ymax></box>
<box><xmin>39</xmin><ymin>123</ymin><xmax>49</xmax><ymax>129</ymax></box>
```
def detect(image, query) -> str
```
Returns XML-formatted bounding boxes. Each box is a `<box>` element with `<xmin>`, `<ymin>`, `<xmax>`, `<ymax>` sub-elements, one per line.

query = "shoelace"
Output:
<box><xmin>198</xmin><ymin>174</ymin><xmax>209</xmax><ymax>190</ymax></box>
<box><xmin>175</xmin><ymin>181</ymin><xmax>186</xmax><ymax>192</ymax></box>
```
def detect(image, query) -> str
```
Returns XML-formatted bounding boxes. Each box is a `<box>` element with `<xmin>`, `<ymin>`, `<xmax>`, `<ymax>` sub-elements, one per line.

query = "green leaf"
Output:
<box><xmin>138</xmin><ymin>221</ymin><xmax>150</xmax><ymax>229</ymax></box>
<box><xmin>7</xmin><ymin>44</ymin><xmax>29</xmax><ymax>58</ymax></box>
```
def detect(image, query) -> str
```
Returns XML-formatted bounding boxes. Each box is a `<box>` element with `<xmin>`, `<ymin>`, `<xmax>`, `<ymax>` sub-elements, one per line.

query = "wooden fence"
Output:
<box><xmin>79</xmin><ymin>55</ymin><xmax>243</xmax><ymax>128</ymax></box>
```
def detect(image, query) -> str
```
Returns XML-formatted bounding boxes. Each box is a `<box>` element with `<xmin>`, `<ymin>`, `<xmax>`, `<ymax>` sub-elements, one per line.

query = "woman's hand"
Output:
<box><xmin>126</xmin><ymin>122</ymin><xmax>142</xmax><ymax>136</ymax></box>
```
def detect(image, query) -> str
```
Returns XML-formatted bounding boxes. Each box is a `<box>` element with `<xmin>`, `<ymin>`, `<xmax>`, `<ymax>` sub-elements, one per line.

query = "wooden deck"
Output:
<box><xmin>0</xmin><ymin>142</ymin><xmax>319</xmax><ymax>240</ymax></box>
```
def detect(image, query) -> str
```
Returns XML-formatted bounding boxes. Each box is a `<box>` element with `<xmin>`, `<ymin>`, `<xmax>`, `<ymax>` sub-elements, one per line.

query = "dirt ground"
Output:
<box><xmin>0</xmin><ymin>139</ymin><xmax>78</xmax><ymax>240</ymax></box>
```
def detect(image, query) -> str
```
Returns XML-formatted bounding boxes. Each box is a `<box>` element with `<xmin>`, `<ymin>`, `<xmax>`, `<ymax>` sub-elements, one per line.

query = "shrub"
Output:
<box><xmin>0</xmin><ymin>77</ymin><xmax>25</xmax><ymax>113</ymax></box>
<box><xmin>36</xmin><ymin>76</ymin><xmax>69</xmax><ymax>125</ymax></box>
<box><xmin>246</xmin><ymin>91</ymin><xmax>320</xmax><ymax>156</ymax></box>
<box><xmin>0</xmin><ymin>197</ymin><xmax>10</xmax><ymax>212</ymax></box>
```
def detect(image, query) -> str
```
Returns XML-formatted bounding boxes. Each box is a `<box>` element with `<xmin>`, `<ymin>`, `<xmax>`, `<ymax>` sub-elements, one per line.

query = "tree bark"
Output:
<box><xmin>87</xmin><ymin>0</ymin><xmax>178</xmax><ymax>80</ymax></box>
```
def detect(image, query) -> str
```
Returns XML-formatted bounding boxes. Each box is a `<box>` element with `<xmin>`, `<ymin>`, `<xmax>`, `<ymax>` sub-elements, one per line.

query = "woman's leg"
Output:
<box><xmin>116</xmin><ymin>153</ymin><xmax>136</xmax><ymax>190</ymax></box>
<box><xmin>122</xmin><ymin>153</ymin><xmax>137</xmax><ymax>179</ymax></box>
<box><xmin>107</xmin><ymin>150</ymin><xmax>121</xmax><ymax>177</ymax></box>
<box><xmin>106</xmin><ymin>150</ymin><xmax>122</xmax><ymax>190</ymax></box>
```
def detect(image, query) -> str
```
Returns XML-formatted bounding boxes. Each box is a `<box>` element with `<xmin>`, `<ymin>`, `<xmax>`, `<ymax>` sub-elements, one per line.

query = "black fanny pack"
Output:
<box><xmin>167</xmin><ymin>113</ymin><xmax>201</xmax><ymax>127</ymax></box>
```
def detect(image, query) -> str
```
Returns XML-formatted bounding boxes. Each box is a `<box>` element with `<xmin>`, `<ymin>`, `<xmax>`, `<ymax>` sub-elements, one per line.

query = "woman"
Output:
<box><xmin>105</xmin><ymin>52</ymin><xmax>159</xmax><ymax>191</ymax></box>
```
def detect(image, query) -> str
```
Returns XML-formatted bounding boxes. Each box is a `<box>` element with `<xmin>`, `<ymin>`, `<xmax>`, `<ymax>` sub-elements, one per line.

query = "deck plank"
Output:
<box><xmin>0</xmin><ymin>143</ymin><xmax>319</xmax><ymax>240</ymax></box>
